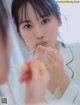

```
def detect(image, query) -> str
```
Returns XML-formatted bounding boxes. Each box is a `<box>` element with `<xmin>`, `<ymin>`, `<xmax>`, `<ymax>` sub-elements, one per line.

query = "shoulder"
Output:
<box><xmin>65</xmin><ymin>42</ymin><xmax>80</xmax><ymax>50</ymax></box>
<box><xmin>59</xmin><ymin>42</ymin><xmax>80</xmax><ymax>55</ymax></box>
<box><xmin>59</xmin><ymin>42</ymin><xmax>80</xmax><ymax>67</ymax></box>
<box><xmin>67</xmin><ymin>43</ymin><xmax>80</xmax><ymax>56</ymax></box>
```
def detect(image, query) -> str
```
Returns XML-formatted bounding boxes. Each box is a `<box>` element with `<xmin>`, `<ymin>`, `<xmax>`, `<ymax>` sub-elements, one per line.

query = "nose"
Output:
<box><xmin>35</xmin><ymin>26</ymin><xmax>44</xmax><ymax>40</ymax></box>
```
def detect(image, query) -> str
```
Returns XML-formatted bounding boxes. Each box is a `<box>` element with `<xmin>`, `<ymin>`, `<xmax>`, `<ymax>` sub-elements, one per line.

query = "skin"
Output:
<box><xmin>19</xmin><ymin>2</ymin><xmax>71</xmax><ymax>103</ymax></box>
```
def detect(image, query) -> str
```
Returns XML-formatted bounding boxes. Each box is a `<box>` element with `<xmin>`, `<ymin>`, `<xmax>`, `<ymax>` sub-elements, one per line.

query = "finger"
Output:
<box><xmin>20</xmin><ymin>70</ymin><xmax>32</xmax><ymax>83</ymax></box>
<box><xmin>21</xmin><ymin>61</ymin><xmax>30</xmax><ymax>76</ymax></box>
<box><xmin>50</xmin><ymin>43</ymin><xmax>59</xmax><ymax>54</ymax></box>
<box><xmin>47</xmin><ymin>47</ymin><xmax>60</xmax><ymax>62</ymax></box>
<box><xmin>20</xmin><ymin>60</ymin><xmax>32</xmax><ymax>83</ymax></box>
<box><xmin>31</xmin><ymin>58</ymin><xmax>48</xmax><ymax>77</ymax></box>
<box><xmin>43</xmin><ymin>53</ymin><xmax>58</xmax><ymax>74</ymax></box>
<box><xmin>51</xmin><ymin>43</ymin><xmax>59</xmax><ymax>53</ymax></box>
<box><xmin>45</xmin><ymin>51</ymin><xmax>56</xmax><ymax>65</ymax></box>
<box><xmin>42</xmin><ymin>54</ymin><xmax>51</xmax><ymax>70</ymax></box>
<box><xmin>20</xmin><ymin>58</ymin><xmax>42</xmax><ymax>81</ymax></box>
<box><xmin>19</xmin><ymin>74</ymin><xmax>30</xmax><ymax>83</ymax></box>
<box><xmin>37</xmin><ymin>45</ymin><xmax>47</xmax><ymax>52</ymax></box>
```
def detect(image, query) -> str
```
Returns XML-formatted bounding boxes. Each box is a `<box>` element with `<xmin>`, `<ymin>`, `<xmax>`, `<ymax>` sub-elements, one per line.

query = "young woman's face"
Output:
<box><xmin>19</xmin><ymin>3</ymin><xmax>61</xmax><ymax>51</ymax></box>
<box><xmin>0</xmin><ymin>30</ymin><xmax>11</xmax><ymax>84</ymax></box>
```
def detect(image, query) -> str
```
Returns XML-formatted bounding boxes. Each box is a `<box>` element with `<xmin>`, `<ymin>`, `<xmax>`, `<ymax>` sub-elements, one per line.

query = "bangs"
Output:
<box><xmin>18</xmin><ymin>0</ymin><xmax>60</xmax><ymax>24</ymax></box>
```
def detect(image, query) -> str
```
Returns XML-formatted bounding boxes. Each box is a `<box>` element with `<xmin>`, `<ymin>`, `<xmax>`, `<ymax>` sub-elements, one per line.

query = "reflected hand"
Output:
<box><xmin>19</xmin><ymin>58</ymin><xmax>50</xmax><ymax>104</ymax></box>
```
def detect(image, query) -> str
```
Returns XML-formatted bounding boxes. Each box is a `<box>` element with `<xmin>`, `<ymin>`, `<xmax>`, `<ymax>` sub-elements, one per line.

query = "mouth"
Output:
<box><xmin>36</xmin><ymin>41</ymin><xmax>48</xmax><ymax>46</ymax></box>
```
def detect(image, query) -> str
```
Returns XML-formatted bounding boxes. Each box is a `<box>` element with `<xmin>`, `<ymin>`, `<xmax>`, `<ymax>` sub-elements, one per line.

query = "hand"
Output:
<box><xmin>37</xmin><ymin>44</ymin><xmax>71</xmax><ymax>95</ymax></box>
<box><xmin>19</xmin><ymin>58</ymin><xmax>50</xmax><ymax>104</ymax></box>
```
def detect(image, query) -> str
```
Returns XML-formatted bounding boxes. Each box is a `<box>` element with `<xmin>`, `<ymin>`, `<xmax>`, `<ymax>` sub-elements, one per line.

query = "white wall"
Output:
<box><xmin>59</xmin><ymin>3</ymin><xmax>80</xmax><ymax>43</ymax></box>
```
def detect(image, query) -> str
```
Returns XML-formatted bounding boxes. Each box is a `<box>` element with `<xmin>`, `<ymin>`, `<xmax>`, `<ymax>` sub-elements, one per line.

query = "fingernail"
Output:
<box><xmin>37</xmin><ymin>45</ymin><xmax>47</xmax><ymax>49</ymax></box>
<box><xmin>37</xmin><ymin>45</ymin><xmax>42</xmax><ymax>48</ymax></box>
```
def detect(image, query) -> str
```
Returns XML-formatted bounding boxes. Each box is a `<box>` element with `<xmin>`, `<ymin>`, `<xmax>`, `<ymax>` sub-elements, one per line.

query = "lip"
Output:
<box><xmin>36</xmin><ymin>41</ymin><xmax>48</xmax><ymax>46</ymax></box>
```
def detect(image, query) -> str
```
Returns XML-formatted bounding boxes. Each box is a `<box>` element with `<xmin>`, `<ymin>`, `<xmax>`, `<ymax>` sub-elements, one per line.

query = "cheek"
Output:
<box><xmin>45</xmin><ymin>24</ymin><xmax>58</xmax><ymax>39</ymax></box>
<box><xmin>20</xmin><ymin>29</ymin><xmax>35</xmax><ymax>48</ymax></box>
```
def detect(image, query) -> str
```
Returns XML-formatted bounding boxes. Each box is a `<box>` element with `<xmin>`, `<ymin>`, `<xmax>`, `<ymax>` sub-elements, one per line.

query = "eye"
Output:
<box><xmin>23</xmin><ymin>24</ymin><xmax>32</xmax><ymax>29</ymax></box>
<box><xmin>41</xmin><ymin>19</ymin><xmax>50</xmax><ymax>25</ymax></box>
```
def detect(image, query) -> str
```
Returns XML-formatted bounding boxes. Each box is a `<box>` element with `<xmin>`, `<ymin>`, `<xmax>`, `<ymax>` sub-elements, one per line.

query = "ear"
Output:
<box><xmin>58</xmin><ymin>13</ymin><xmax>62</xmax><ymax>27</ymax></box>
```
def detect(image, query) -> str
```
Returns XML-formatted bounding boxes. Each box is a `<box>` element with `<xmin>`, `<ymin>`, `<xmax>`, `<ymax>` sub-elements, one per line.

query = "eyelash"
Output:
<box><xmin>23</xmin><ymin>19</ymin><xmax>50</xmax><ymax>29</ymax></box>
<box><xmin>41</xmin><ymin>19</ymin><xmax>50</xmax><ymax>25</ymax></box>
<box><xmin>23</xmin><ymin>24</ymin><xmax>32</xmax><ymax>29</ymax></box>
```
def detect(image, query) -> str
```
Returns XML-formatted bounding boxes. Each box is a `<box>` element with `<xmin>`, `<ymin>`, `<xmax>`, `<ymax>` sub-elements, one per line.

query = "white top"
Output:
<box><xmin>44</xmin><ymin>42</ymin><xmax>80</xmax><ymax>105</ymax></box>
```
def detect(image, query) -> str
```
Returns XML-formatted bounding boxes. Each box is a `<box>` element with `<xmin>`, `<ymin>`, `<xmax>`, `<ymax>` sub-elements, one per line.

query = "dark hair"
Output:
<box><xmin>12</xmin><ymin>0</ymin><xmax>60</xmax><ymax>31</ymax></box>
<box><xmin>0</xmin><ymin>0</ymin><xmax>9</xmax><ymax>43</ymax></box>
<box><xmin>12</xmin><ymin>0</ymin><xmax>65</xmax><ymax>47</ymax></box>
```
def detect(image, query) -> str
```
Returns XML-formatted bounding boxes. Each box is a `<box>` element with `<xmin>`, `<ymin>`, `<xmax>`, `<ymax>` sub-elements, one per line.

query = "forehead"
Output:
<box><xmin>24</xmin><ymin>3</ymin><xmax>40</xmax><ymax>19</ymax></box>
<box><xmin>18</xmin><ymin>2</ymin><xmax>51</xmax><ymax>23</ymax></box>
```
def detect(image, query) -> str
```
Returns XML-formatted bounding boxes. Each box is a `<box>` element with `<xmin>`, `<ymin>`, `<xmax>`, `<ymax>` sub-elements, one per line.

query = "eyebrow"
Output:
<box><xmin>19</xmin><ymin>20</ymin><xmax>30</xmax><ymax>25</ymax></box>
<box><xmin>40</xmin><ymin>14</ymin><xmax>49</xmax><ymax>18</ymax></box>
<box><xmin>19</xmin><ymin>14</ymin><xmax>49</xmax><ymax>25</ymax></box>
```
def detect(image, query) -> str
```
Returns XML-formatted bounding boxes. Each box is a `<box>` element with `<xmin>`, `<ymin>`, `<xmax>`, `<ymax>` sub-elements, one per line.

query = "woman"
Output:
<box><xmin>12</xmin><ymin>0</ymin><xmax>80</xmax><ymax>104</ymax></box>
